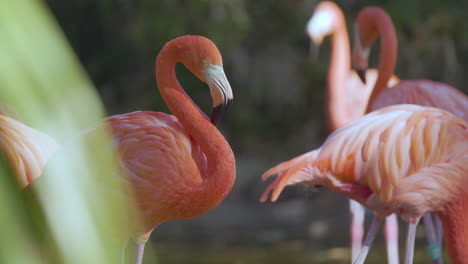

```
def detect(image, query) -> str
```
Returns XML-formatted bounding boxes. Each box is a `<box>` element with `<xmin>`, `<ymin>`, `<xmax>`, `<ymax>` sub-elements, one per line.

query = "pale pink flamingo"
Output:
<box><xmin>0</xmin><ymin>114</ymin><xmax>58</xmax><ymax>188</ymax></box>
<box><xmin>306</xmin><ymin>2</ymin><xmax>399</xmax><ymax>262</ymax></box>
<box><xmin>260</xmin><ymin>104</ymin><xmax>468</xmax><ymax>264</ymax></box>
<box><xmin>25</xmin><ymin>35</ymin><xmax>235</xmax><ymax>264</ymax></box>
<box><xmin>352</xmin><ymin>6</ymin><xmax>468</xmax><ymax>263</ymax></box>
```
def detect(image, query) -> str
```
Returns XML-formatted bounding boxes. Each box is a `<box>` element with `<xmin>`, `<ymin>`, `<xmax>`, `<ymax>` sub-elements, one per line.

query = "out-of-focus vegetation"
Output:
<box><xmin>0</xmin><ymin>0</ymin><xmax>136</xmax><ymax>263</ymax></box>
<box><xmin>1</xmin><ymin>0</ymin><xmax>465</xmax><ymax>263</ymax></box>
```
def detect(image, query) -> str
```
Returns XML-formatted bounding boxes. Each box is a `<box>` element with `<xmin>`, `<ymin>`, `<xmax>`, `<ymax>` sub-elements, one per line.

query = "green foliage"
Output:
<box><xmin>0</xmin><ymin>0</ymin><xmax>137</xmax><ymax>263</ymax></box>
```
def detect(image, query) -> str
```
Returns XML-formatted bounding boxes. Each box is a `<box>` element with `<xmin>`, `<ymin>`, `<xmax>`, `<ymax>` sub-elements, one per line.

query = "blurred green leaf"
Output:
<box><xmin>0</xmin><ymin>0</ymin><xmax>138</xmax><ymax>263</ymax></box>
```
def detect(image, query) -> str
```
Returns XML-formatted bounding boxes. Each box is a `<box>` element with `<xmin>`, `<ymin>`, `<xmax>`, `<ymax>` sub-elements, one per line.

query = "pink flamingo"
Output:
<box><xmin>25</xmin><ymin>35</ymin><xmax>235</xmax><ymax>264</ymax></box>
<box><xmin>306</xmin><ymin>2</ymin><xmax>399</xmax><ymax>262</ymax></box>
<box><xmin>352</xmin><ymin>6</ymin><xmax>468</xmax><ymax>263</ymax></box>
<box><xmin>95</xmin><ymin>35</ymin><xmax>235</xmax><ymax>264</ymax></box>
<box><xmin>352</xmin><ymin>7</ymin><xmax>467</xmax><ymax>119</ymax></box>
<box><xmin>261</xmin><ymin>104</ymin><xmax>468</xmax><ymax>264</ymax></box>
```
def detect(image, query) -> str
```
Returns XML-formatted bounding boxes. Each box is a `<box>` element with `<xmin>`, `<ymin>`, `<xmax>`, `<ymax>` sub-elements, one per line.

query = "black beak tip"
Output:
<box><xmin>210</xmin><ymin>106</ymin><xmax>222</xmax><ymax>127</ymax></box>
<box><xmin>210</xmin><ymin>99</ymin><xmax>233</xmax><ymax>127</ymax></box>
<box><xmin>356</xmin><ymin>69</ymin><xmax>366</xmax><ymax>84</ymax></box>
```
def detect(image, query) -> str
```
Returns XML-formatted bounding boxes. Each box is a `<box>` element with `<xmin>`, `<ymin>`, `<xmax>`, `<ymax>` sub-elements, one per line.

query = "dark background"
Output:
<box><xmin>44</xmin><ymin>0</ymin><xmax>467</xmax><ymax>262</ymax></box>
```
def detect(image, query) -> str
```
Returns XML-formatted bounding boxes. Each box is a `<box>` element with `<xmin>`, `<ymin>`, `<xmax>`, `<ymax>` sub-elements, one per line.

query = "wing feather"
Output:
<box><xmin>0</xmin><ymin>115</ymin><xmax>58</xmax><ymax>187</ymax></box>
<box><xmin>261</xmin><ymin>104</ymin><xmax>468</xmax><ymax>212</ymax></box>
<box><xmin>97</xmin><ymin>111</ymin><xmax>206</xmax><ymax>224</ymax></box>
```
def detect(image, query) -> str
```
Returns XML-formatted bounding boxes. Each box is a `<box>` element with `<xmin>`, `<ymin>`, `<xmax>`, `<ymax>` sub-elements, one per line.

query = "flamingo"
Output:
<box><xmin>260</xmin><ymin>104</ymin><xmax>468</xmax><ymax>264</ymax></box>
<box><xmin>25</xmin><ymin>35</ymin><xmax>235</xmax><ymax>264</ymax></box>
<box><xmin>0</xmin><ymin>114</ymin><xmax>58</xmax><ymax>188</ymax></box>
<box><xmin>352</xmin><ymin>7</ymin><xmax>468</xmax><ymax>119</ymax></box>
<box><xmin>305</xmin><ymin>2</ymin><xmax>400</xmax><ymax>263</ymax></box>
<box><xmin>352</xmin><ymin>6</ymin><xmax>468</xmax><ymax>263</ymax></box>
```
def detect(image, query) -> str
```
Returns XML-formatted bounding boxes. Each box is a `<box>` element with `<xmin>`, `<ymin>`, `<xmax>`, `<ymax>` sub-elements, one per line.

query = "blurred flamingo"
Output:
<box><xmin>352</xmin><ymin>7</ymin><xmax>467</xmax><ymax>120</ymax></box>
<box><xmin>0</xmin><ymin>114</ymin><xmax>58</xmax><ymax>188</ymax></box>
<box><xmin>306</xmin><ymin>2</ymin><xmax>399</xmax><ymax>262</ymax></box>
<box><xmin>260</xmin><ymin>104</ymin><xmax>468</xmax><ymax>264</ymax></box>
<box><xmin>25</xmin><ymin>35</ymin><xmax>235</xmax><ymax>264</ymax></box>
<box><xmin>352</xmin><ymin>6</ymin><xmax>468</xmax><ymax>263</ymax></box>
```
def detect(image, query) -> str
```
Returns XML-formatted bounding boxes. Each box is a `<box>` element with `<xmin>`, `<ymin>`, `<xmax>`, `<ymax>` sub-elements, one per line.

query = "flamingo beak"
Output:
<box><xmin>356</xmin><ymin>68</ymin><xmax>366</xmax><ymax>84</ymax></box>
<box><xmin>211</xmin><ymin>99</ymin><xmax>233</xmax><ymax>126</ymax></box>
<box><xmin>352</xmin><ymin>28</ymin><xmax>370</xmax><ymax>85</ymax></box>
<box><xmin>205</xmin><ymin>64</ymin><xmax>233</xmax><ymax>126</ymax></box>
<box><xmin>306</xmin><ymin>10</ymin><xmax>331</xmax><ymax>62</ymax></box>
<box><xmin>309</xmin><ymin>40</ymin><xmax>320</xmax><ymax>62</ymax></box>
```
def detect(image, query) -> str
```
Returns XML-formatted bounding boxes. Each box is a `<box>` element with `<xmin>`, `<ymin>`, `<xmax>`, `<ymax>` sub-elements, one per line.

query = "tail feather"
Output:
<box><xmin>260</xmin><ymin>150</ymin><xmax>320</xmax><ymax>202</ymax></box>
<box><xmin>262</xmin><ymin>152</ymin><xmax>310</xmax><ymax>181</ymax></box>
<box><xmin>0</xmin><ymin>115</ymin><xmax>58</xmax><ymax>187</ymax></box>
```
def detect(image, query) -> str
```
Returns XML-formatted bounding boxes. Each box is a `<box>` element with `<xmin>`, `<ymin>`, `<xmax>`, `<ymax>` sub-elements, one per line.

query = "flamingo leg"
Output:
<box><xmin>404</xmin><ymin>220</ymin><xmax>420</xmax><ymax>264</ymax></box>
<box><xmin>135</xmin><ymin>242</ymin><xmax>146</xmax><ymax>264</ymax></box>
<box><xmin>350</xmin><ymin>200</ymin><xmax>365</xmax><ymax>263</ymax></box>
<box><xmin>422</xmin><ymin>214</ymin><xmax>443</xmax><ymax>264</ymax></box>
<box><xmin>384</xmin><ymin>214</ymin><xmax>399</xmax><ymax>264</ymax></box>
<box><xmin>353</xmin><ymin>215</ymin><xmax>383</xmax><ymax>264</ymax></box>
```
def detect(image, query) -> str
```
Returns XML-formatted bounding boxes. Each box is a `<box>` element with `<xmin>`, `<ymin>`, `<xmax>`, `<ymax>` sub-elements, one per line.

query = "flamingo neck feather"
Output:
<box><xmin>361</xmin><ymin>8</ymin><xmax>398</xmax><ymax>113</ymax></box>
<box><xmin>326</xmin><ymin>7</ymin><xmax>351</xmax><ymax>131</ymax></box>
<box><xmin>155</xmin><ymin>38</ymin><xmax>235</xmax><ymax>214</ymax></box>
<box><xmin>437</xmin><ymin>193</ymin><xmax>468</xmax><ymax>264</ymax></box>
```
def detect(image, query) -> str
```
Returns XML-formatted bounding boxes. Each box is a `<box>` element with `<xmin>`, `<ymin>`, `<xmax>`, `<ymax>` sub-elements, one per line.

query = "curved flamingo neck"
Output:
<box><xmin>360</xmin><ymin>8</ymin><xmax>398</xmax><ymax>113</ymax></box>
<box><xmin>437</xmin><ymin>194</ymin><xmax>468</xmax><ymax>263</ymax></box>
<box><xmin>327</xmin><ymin>8</ymin><xmax>351</xmax><ymax>131</ymax></box>
<box><xmin>155</xmin><ymin>39</ymin><xmax>235</xmax><ymax>212</ymax></box>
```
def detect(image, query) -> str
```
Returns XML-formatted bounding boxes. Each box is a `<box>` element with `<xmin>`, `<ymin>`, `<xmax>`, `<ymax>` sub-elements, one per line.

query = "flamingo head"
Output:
<box><xmin>352</xmin><ymin>7</ymin><xmax>392</xmax><ymax>83</ymax></box>
<box><xmin>306</xmin><ymin>1</ymin><xmax>342</xmax><ymax>45</ymax></box>
<box><xmin>306</xmin><ymin>1</ymin><xmax>341</xmax><ymax>60</ymax></box>
<box><xmin>177</xmin><ymin>36</ymin><xmax>234</xmax><ymax>126</ymax></box>
<box><xmin>352</xmin><ymin>22</ymin><xmax>372</xmax><ymax>84</ymax></box>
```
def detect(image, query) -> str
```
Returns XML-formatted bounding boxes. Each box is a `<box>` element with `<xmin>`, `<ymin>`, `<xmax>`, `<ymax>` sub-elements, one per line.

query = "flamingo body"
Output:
<box><xmin>262</xmin><ymin>105</ymin><xmax>468</xmax><ymax>264</ymax></box>
<box><xmin>102</xmin><ymin>111</ymin><xmax>212</xmax><ymax>235</ymax></box>
<box><xmin>98</xmin><ymin>36</ymin><xmax>236</xmax><ymax>252</ymax></box>
<box><xmin>261</xmin><ymin>104</ymin><xmax>468</xmax><ymax>221</ymax></box>
<box><xmin>351</xmin><ymin>6</ymin><xmax>468</xmax><ymax>263</ymax></box>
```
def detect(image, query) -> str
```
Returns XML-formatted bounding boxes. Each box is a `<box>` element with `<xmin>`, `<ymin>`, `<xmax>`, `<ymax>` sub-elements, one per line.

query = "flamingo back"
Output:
<box><xmin>371</xmin><ymin>80</ymin><xmax>468</xmax><ymax>121</ymax></box>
